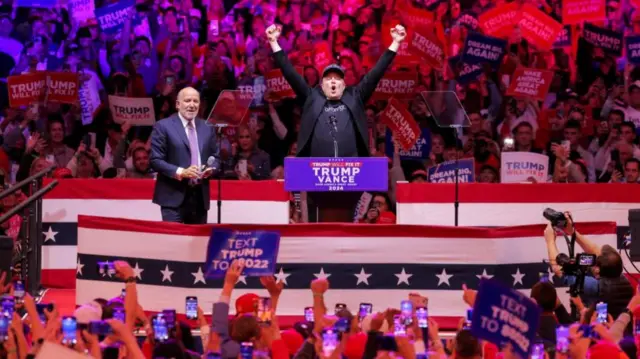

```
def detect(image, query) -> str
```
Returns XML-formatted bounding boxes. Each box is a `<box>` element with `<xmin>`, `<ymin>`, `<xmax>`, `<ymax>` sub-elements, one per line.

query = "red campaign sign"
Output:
<box><xmin>207</xmin><ymin>91</ymin><xmax>253</xmax><ymax>127</ymax></box>
<box><xmin>506</xmin><ymin>67</ymin><xmax>554</xmax><ymax>101</ymax></box>
<box><xmin>381</xmin><ymin>15</ymin><xmax>418</xmax><ymax>66</ymax></box>
<box><xmin>313</xmin><ymin>41</ymin><xmax>333</xmax><ymax>75</ymax></box>
<box><xmin>478</xmin><ymin>2</ymin><xmax>521</xmax><ymax>38</ymax></box>
<box><xmin>397</xmin><ymin>2</ymin><xmax>435</xmax><ymax>29</ymax></box>
<box><xmin>379</xmin><ymin>97</ymin><xmax>420</xmax><ymax>151</ymax></box>
<box><xmin>409</xmin><ymin>28</ymin><xmax>445</xmax><ymax>68</ymax></box>
<box><xmin>46</xmin><ymin>72</ymin><xmax>79</xmax><ymax>104</ymax></box>
<box><xmin>265</xmin><ymin>68</ymin><xmax>302</xmax><ymax>100</ymax></box>
<box><xmin>372</xmin><ymin>72</ymin><xmax>418</xmax><ymax>101</ymax></box>
<box><xmin>7</xmin><ymin>72</ymin><xmax>46</xmax><ymax>108</ymax></box>
<box><xmin>518</xmin><ymin>4</ymin><xmax>563</xmax><ymax>51</ymax></box>
<box><xmin>562</xmin><ymin>0</ymin><xmax>606</xmax><ymax>25</ymax></box>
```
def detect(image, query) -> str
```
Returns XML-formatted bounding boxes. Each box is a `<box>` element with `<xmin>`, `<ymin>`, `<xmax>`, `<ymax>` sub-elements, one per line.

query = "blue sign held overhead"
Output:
<box><xmin>205</xmin><ymin>229</ymin><xmax>280</xmax><ymax>279</ymax></box>
<box><xmin>626</xmin><ymin>36</ymin><xmax>640</xmax><ymax>65</ymax></box>
<box><xmin>284</xmin><ymin>157</ymin><xmax>389</xmax><ymax>192</ymax></box>
<box><xmin>15</xmin><ymin>0</ymin><xmax>58</xmax><ymax>7</ymax></box>
<box><xmin>471</xmin><ymin>279</ymin><xmax>541</xmax><ymax>358</ymax></box>
<box><xmin>95</xmin><ymin>0</ymin><xmax>135</xmax><ymax>36</ymax></box>
<box><xmin>427</xmin><ymin>159</ymin><xmax>475</xmax><ymax>183</ymax></box>
<box><xmin>462</xmin><ymin>32</ymin><xmax>506</xmax><ymax>69</ymax></box>
<box><xmin>449</xmin><ymin>56</ymin><xmax>483</xmax><ymax>85</ymax></box>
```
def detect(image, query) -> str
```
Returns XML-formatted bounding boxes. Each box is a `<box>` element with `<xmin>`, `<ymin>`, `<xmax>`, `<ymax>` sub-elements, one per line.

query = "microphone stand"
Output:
<box><xmin>214</xmin><ymin>125</ymin><xmax>225</xmax><ymax>224</ymax></box>
<box><xmin>329</xmin><ymin>117</ymin><xmax>339</xmax><ymax>158</ymax></box>
<box><xmin>451</xmin><ymin>125</ymin><xmax>462</xmax><ymax>227</ymax></box>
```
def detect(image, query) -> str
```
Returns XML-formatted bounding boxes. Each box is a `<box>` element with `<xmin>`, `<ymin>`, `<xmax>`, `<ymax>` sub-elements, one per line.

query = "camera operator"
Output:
<box><xmin>544</xmin><ymin>211</ymin><xmax>635</xmax><ymax>325</ymax></box>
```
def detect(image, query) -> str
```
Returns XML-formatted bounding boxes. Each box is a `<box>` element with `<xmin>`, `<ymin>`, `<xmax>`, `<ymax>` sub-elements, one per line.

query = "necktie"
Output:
<box><xmin>187</xmin><ymin>121</ymin><xmax>199</xmax><ymax>166</ymax></box>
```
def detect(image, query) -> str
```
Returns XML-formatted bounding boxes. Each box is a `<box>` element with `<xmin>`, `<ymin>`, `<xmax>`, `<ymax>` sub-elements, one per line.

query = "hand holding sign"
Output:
<box><xmin>224</xmin><ymin>260</ymin><xmax>244</xmax><ymax>287</ymax></box>
<box><xmin>260</xmin><ymin>275</ymin><xmax>284</xmax><ymax>296</ymax></box>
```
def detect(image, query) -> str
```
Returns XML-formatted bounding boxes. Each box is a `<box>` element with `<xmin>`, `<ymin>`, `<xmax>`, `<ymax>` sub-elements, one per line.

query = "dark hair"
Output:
<box><xmin>626</xmin><ymin>158</ymin><xmax>640</xmax><ymax>170</ymax></box>
<box><xmin>530</xmin><ymin>281</ymin><xmax>557</xmax><ymax>312</ymax></box>
<box><xmin>512</xmin><ymin>121</ymin><xmax>533</xmax><ymax>135</ymax></box>
<box><xmin>597</xmin><ymin>244</ymin><xmax>623</xmax><ymax>278</ymax></box>
<box><xmin>230</xmin><ymin>314</ymin><xmax>260</xmax><ymax>343</ymax></box>
<box><xmin>134</xmin><ymin>36</ymin><xmax>152</xmax><ymax>49</ymax></box>
<box><xmin>454</xmin><ymin>329</ymin><xmax>482</xmax><ymax>358</ymax></box>
<box><xmin>564</xmin><ymin>119</ymin><xmax>581</xmax><ymax>131</ymax></box>
<box><xmin>610</xmin><ymin>109</ymin><xmax>626</xmax><ymax>121</ymax></box>
<box><xmin>152</xmin><ymin>339</ymin><xmax>187</xmax><ymax>359</ymax></box>
<box><xmin>620</xmin><ymin>121</ymin><xmax>637</xmax><ymax>134</ymax></box>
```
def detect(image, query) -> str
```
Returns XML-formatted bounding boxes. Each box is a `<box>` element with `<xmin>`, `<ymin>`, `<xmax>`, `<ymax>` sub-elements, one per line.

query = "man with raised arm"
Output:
<box><xmin>265</xmin><ymin>23</ymin><xmax>406</xmax><ymax>157</ymax></box>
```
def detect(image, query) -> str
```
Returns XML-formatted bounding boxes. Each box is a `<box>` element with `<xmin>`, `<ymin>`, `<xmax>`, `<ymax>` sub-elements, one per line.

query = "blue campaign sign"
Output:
<box><xmin>205</xmin><ymin>229</ymin><xmax>280</xmax><ymax>279</ymax></box>
<box><xmin>385</xmin><ymin>128</ymin><xmax>431</xmax><ymax>160</ymax></box>
<box><xmin>15</xmin><ymin>0</ymin><xmax>57</xmax><ymax>7</ymax></box>
<box><xmin>553</xmin><ymin>26</ymin><xmax>571</xmax><ymax>48</ymax></box>
<box><xmin>462</xmin><ymin>32</ymin><xmax>506</xmax><ymax>69</ymax></box>
<box><xmin>449</xmin><ymin>56</ymin><xmax>483</xmax><ymax>85</ymax></box>
<box><xmin>284</xmin><ymin>157</ymin><xmax>389</xmax><ymax>192</ymax></box>
<box><xmin>627</xmin><ymin>36</ymin><xmax>640</xmax><ymax>65</ymax></box>
<box><xmin>427</xmin><ymin>158</ymin><xmax>475</xmax><ymax>183</ymax></box>
<box><xmin>471</xmin><ymin>279</ymin><xmax>541</xmax><ymax>358</ymax></box>
<box><xmin>95</xmin><ymin>0</ymin><xmax>135</xmax><ymax>36</ymax></box>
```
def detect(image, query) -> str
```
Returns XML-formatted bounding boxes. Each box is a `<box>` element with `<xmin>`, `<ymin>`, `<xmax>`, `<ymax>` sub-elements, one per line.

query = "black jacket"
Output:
<box><xmin>272</xmin><ymin>49</ymin><xmax>397</xmax><ymax>157</ymax></box>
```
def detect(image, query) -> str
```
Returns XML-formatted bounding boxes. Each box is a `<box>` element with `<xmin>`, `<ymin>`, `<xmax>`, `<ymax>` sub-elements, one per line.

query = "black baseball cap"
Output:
<box><xmin>322</xmin><ymin>64</ymin><xmax>345</xmax><ymax>78</ymax></box>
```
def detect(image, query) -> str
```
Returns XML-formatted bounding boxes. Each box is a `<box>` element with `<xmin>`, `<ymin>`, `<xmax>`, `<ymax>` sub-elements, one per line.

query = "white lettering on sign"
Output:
<box><xmin>466</xmin><ymin>40</ymin><xmax>503</xmax><ymax>61</ymax></box>
<box><xmin>483</xmin><ymin>11</ymin><xmax>518</xmax><ymax>32</ymax></box>
<box><xmin>48</xmin><ymin>79</ymin><xmax>77</xmax><ymax>97</ymax></box>
<box><xmin>97</xmin><ymin>7</ymin><xmax>129</xmax><ymax>29</ymax></box>
<box><xmin>584</xmin><ymin>29</ymin><xmax>621</xmax><ymax>50</ymax></box>
<box><xmin>565</xmin><ymin>0</ymin><xmax>601</xmax><ymax>15</ymax></box>
<box><xmin>375</xmin><ymin>78</ymin><xmax>416</xmax><ymax>97</ymax></box>
<box><xmin>411</xmin><ymin>32</ymin><xmax>443</xmax><ymax>64</ymax></box>
<box><xmin>9</xmin><ymin>80</ymin><xmax>46</xmax><ymax>99</ymax></box>
<box><xmin>312</xmin><ymin>167</ymin><xmax>360</xmax><ymax>184</ymax></box>
<box><xmin>385</xmin><ymin>105</ymin><xmax>417</xmax><ymax>145</ymax></box>
<box><xmin>519</xmin><ymin>13</ymin><xmax>554</xmax><ymax>41</ymax></box>
<box><xmin>512</xmin><ymin>70</ymin><xmax>545</xmax><ymax>95</ymax></box>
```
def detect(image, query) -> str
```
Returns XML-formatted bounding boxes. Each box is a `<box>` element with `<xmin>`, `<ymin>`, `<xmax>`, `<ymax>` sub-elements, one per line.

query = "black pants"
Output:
<box><xmin>161</xmin><ymin>186</ymin><xmax>208</xmax><ymax>224</ymax></box>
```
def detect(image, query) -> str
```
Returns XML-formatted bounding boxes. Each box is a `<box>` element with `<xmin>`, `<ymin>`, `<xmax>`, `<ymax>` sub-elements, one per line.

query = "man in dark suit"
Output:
<box><xmin>150</xmin><ymin>87</ymin><xmax>218</xmax><ymax>224</ymax></box>
<box><xmin>266</xmin><ymin>24</ymin><xmax>405</xmax><ymax>222</ymax></box>
<box><xmin>265</xmin><ymin>23</ymin><xmax>406</xmax><ymax>157</ymax></box>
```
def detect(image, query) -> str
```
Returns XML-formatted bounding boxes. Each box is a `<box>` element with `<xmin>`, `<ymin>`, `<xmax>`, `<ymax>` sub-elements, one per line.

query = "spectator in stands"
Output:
<box><xmin>42</xmin><ymin>116</ymin><xmax>74</xmax><ymax>169</ymax></box>
<box><xmin>127</xmin><ymin>147</ymin><xmax>153</xmax><ymax>178</ymax></box>
<box><xmin>232</xmin><ymin>125</ymin><xmax>271</xmax><ymax>180</ymax></box>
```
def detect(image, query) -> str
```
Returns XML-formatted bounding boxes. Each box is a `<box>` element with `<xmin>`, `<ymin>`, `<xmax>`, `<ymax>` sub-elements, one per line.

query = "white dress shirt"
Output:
<box><xmin>176</xmin><ymin>113</ymin><xmax>201</xmax><ymax>177</ymax></box>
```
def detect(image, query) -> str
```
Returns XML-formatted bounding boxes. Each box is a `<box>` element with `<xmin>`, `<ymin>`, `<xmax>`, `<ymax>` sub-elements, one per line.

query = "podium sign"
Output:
<box><xmin>284</xmin><ymin>157</ymin><xmax>388</xmax><ymax>192</ymax></box>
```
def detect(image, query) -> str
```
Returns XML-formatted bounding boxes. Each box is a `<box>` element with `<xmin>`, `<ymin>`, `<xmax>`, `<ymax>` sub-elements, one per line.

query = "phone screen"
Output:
<box><xmin>89</xmin><ymin>320</ymin><xmax>113</xmax><ymax>336</ymax></box>
<box><xmin>416</xmin><ymin>307</ymin><xmax>428</xmax><ymax>328</ymax></box>
<box><xmin>162</xmin><ymin>309</ymin><xmax>176</xmax><ymax>329</ymax></box>
<box><xmin>334</xmin><ymin>303</ymin><xmax>347</xmax><ymax>314</ymax></box>
<box><xmin>556</xmin><ymin>326</ymin><xmax>569</xmax><ymax>354</ymax></box>
<box><xmin>113</xmin><ymin>307</ymin><xmax>125</xmax><ymax>322</ymax></box>
<box><xmin>358</xmin><ymin>303</ymin><xmax>372</xmax><ymax>320</ymax></box>
<box><xmin>186</xmin><ymin>296</ymin><xmax>198</xmax><ymax>320</ymax></box>
<box><xmin>635</xmin><ymin>319</ymin><xmax>640</xmax><ymax>335</ymax></box>
<box><xmin>166</xmin><ymin>76</ymin><xmax>175</xmax><ymax>85</ymax></box>
<box><xmin>322</xmin><ymin>329</ymin><xmax>338</xmax><ymax>357</ymax></box>
<box><xmin>304</xmin><ymin>307</ymin><xmax>314</xmax><ymax>322</ymax></box>
<box><xmin>153</xmin><ymin>315</ymin><xmax>169</xmax><ymax>342</ymax></box>
<box><xmin>257</xmin><ymin>297</ymin><xmax>272</xmax><ymax>324</ymax></box>
<box><xmin>0</xmin><ymin>314</ymin><xmax>8</xmax><ymax>341</ymax></box>
<box><xmin>13</xmin><ymin>281</ymin><xmax>24</xmax><ymax>304</ymax></box>
<box><xmin>400</xmin><ymin>300</ymin><xmax>413</xmax><ymax>325</ymax></box>
<box><xmin>393</xmin><ymin>315</ymin><xmax>405</xmax><ymax>336</ymax></box>
<box><xmin>465</xmin><ymin>309</ymin><xmax>473</xmax><ymax>328</ymax></box>
<box><xmin>62</xmin><ymin>316</ymin><xmax>77</xmax><ymax>345</ymax></box>
<box><xmin>240</xmin><ymin>342</ymin><xmax>253</xmax><ymax>359</ymax></box>
<box><xmin>531</xmin><ymin>343</ymin><xmax>545</xmax><ymax>359</ymax></box>
<box><xmin>36</xmin><ymin>303</ymin><xmax>49</xmax><ymax>323</ymax></box>
<box><xmin>596</xmin><ymin>302</ymin><xmax>608</xmax><ymax>323</ymax></box>
<box><xmin>1</xmin><ymin>297</ymin><xmax>14</xmax><ymax>318</ymax></box>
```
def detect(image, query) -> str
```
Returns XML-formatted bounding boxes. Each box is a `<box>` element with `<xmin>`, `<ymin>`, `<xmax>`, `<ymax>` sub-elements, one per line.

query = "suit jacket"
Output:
<box><xmin>150</xmin><ymin>113</ymin><xmax>218</xmax><ymax>209</ymax></box>
<box><xmin>272</xmin><ymin>49</ymin><xmax>396</xmax><ymax>157</ymax></box>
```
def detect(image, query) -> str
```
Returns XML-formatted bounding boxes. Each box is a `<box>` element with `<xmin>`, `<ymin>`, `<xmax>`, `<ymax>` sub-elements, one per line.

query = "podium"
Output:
<box><xmin>284</xmin><ymin>157</ymin><xmax>389</xmax><ymax>222</ymax></box>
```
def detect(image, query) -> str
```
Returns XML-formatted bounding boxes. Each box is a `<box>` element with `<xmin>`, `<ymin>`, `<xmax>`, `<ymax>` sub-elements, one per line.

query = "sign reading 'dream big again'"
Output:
<box><xmin>205</xmin><ymin>229</ymin><xmax>280</xmax><ymax>279</ymax></box>
<box><xmin>284</xmin><ymin>157</ymin><xmax>388</xmax><ymax>192</ymax></box>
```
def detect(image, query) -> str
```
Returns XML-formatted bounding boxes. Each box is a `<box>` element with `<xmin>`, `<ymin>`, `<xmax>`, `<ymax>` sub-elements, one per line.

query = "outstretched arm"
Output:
<box><xmin>267</xmin><ymin>24</ymin><xmax>311</xmax><ymax>102</ymax></box>
<box><xmin>357</xmin><ymin>25</ymin><xmax>406</xmax><ymax>103</ymax></box>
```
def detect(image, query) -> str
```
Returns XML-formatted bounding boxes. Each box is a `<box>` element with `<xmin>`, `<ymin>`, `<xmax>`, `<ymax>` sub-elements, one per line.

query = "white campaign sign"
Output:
<box><xmin>500</xmin><ymin>152</ymin><xmax>549</xmax><ymax>183</ymax></box>
<box><xmin>108</xmin><ymin>96</ymin><xmax>156</xmax><ymax>126</ymax></box>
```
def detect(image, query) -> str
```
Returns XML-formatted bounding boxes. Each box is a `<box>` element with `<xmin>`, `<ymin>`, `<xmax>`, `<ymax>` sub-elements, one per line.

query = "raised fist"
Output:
<box><xmin>265</xmin><ymin>24</ymin><xmax>282</xmax><ymax>43</ymax></box>
<box><xmin>390</xmin><ymin>24</ymin><xmax>407</xmax><ymax>43</ymax></box>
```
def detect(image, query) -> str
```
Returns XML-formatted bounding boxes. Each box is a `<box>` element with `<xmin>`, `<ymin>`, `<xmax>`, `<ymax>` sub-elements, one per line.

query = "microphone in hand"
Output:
<box><xmin>201</xmin><ymin>156</ymin><xmax>220</xmax><ymax>178</ymax></box>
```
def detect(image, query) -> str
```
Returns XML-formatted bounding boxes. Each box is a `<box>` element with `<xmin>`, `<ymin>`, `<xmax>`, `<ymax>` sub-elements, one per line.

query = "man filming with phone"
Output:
<box><xmin>543</xmin><ymin>210</ymin><xmax>634</xmax><ymax>322</ymax></box>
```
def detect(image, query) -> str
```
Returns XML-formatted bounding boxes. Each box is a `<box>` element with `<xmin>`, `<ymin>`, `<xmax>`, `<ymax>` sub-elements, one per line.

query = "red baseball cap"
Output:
<box><xmin>235</xmin><ymin>293</ymin><xmax>259</xmax><ymax>314</ymax></box>
<box><xmin>589</xmin><ymin>341</ymin><xmax>627</xmax><ymax>359</ymax></box>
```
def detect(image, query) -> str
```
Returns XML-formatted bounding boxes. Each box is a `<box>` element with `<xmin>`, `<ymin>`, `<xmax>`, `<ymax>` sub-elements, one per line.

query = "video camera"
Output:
<box><xmin>543</xmin><ymin>208</ymin><xmax>568</xmax><ymax>229</ymax></box>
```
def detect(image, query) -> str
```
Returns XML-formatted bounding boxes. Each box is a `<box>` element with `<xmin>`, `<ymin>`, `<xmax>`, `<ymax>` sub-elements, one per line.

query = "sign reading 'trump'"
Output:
<box><xmin>284</xmin><ymin>157</ymin><xmax>388</xmax><ymax>192</ymax></box>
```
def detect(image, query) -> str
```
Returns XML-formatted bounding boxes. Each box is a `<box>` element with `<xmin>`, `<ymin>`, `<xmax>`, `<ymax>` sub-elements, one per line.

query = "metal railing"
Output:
<box><xmin>0</xmin><ymin>166</ymin><xmax>56</xmax><ymax>295</ymax></box>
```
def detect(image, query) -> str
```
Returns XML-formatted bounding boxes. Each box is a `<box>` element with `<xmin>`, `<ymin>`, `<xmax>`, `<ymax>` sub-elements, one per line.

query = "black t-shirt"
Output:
<box><xmin>310</xmin><ymin>100</ymin><xmax>358</xmax><ymax>157</ymax></box>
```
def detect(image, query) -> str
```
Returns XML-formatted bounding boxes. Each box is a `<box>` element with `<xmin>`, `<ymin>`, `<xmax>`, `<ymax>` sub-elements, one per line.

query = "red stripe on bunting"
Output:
<box><xmin>43</xmin><ymin>179</ymin><xmax>289</xmax><ymax>201</ymax></box>
<box><xmin>396</xmin><ymin>183</ymin><xmax>640</xmax><ymax>203</ymax></box>
<box><xmin>77</xmin><ymin>215</ymin><xmax>617</xmax><ymax>239</ymax></box>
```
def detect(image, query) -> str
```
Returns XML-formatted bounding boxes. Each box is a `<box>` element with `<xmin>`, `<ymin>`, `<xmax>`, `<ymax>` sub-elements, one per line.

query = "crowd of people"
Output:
<box><xmin>3</xmin><ymin>217</ymin><xmax>640</xmax><ymax>359</ymax></box>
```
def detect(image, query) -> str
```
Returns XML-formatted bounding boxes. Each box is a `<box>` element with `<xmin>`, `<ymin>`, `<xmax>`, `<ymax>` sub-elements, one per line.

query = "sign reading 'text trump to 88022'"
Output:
<box><xmin>284</xmin><ymin>157</ymin><xmax>388</xmax><ymax>192</ymax></box>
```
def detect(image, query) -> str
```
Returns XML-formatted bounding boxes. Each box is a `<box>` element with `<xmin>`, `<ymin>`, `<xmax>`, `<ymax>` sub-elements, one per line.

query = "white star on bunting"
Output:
<box><xmin>76</xmin><ymin>258</ymin><xmax>84</xmax><ymax>276</ymax></box>
<box><xmin>237</xmin><ymin>275</ymin><xmax>247</xmax><ymax>285</ymax></box>
<box><xmin>274</xmin><ymin>268</ymin><xmax>291</xmax><ymax>285</ymax></box>
<box><xmin>436</xmin><ymin>268</ymin><xmax>453</xmax><ymax>287</ymax></box>
<box><xmin>132</xmin><ymin>262</ymin><xmax>144</xmax><ymax>280</ymax></box>
<box><xmin>313</xmin><ymin>267</ymin><xmax>331</xmax><ymax>280</ymax></box>
<box><xmin>191</xmin><ymin>267</ymin><xmax>206</xmax><ymax>284</ymax></box>
<box><xmin>476</xmin><ymin>269</ymin><xmax>494</xmax><ymax>280</ymax></box>
<box><xmin>160</xmin><ymin>265</ymin><xmax>174</xmax><ymax>283</ymax></box>
<box><xmin>354</xmin><ymin>268</ymin><xmax>372</xmax><ymax>286</ymax></box>
<box><xmin>43</xmin><ymin>226</ymin><xmax>58</xmax><ymax>243</ymax></box>
<box><xmin>394</xmin><ymin>268</ymin><xmax>413</xmax><ymax>286</ymax></box>
<box><xmin>512</xmin><ymin>268</ymin><xmax>525</xmax><ymax>286</ymax></box>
